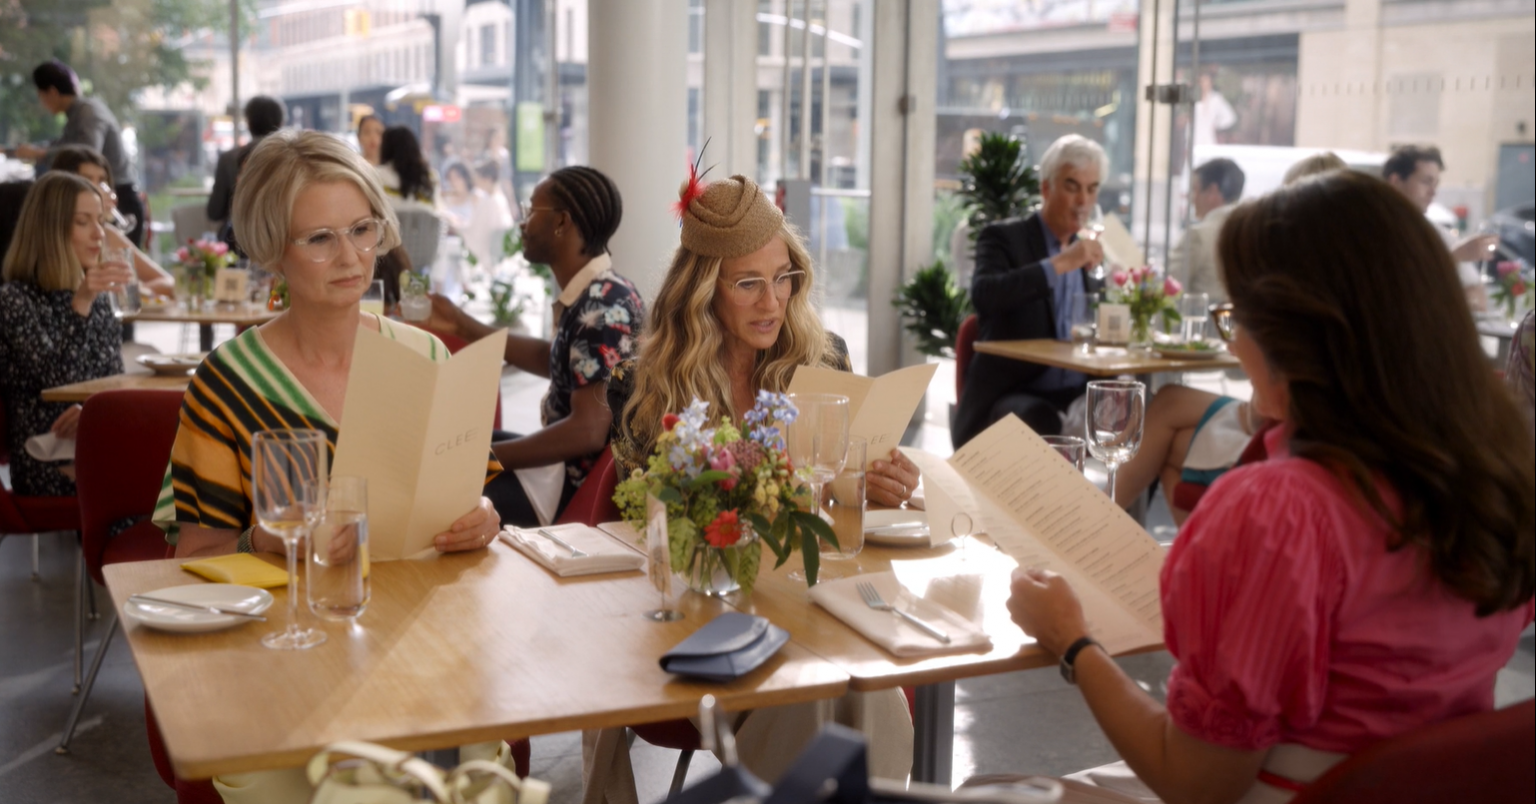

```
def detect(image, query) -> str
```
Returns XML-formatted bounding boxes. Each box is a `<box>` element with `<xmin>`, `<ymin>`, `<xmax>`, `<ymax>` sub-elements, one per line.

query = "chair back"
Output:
<box><xmin>955</xmin><ymin>313</ymin><xmax>980</xmax><ymax>397</ymax></box>
<box><xmin>557</xmin><ymin>446</ymin><xmax>621</xmax><ymax>526</ymax></box>
<box><xmin>0</xmin><ymin>391</ymin><xmax>80</xmax><ymax>535</ymax></box>
<box><xmin>396</xmin><ymin>208</ymin><xmax>443</xmax><ymax>271</ymax></box>
<box><xmin>170</xmin><ymin>203</ymin><xmax>219</xmax><ymax>247</ymax></box>
<box><xmin>75</xmin><ymin>390</ymin><xmax>185</xmax><ymax>585</ymax></box>
<box><xmin>1293</xmin><ymin>699</ymin><xmax>1535</xmax><ymax>804</ymax></box>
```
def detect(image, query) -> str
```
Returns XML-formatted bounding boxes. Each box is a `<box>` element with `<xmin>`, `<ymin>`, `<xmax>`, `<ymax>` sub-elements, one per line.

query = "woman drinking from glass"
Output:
<box><xmin>997</xmin><ymin>170</ymin><xmax>1534</xmax><ymax>803</ymax></box>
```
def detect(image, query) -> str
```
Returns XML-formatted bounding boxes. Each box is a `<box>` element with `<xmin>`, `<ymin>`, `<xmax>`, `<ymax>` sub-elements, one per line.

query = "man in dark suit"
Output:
<box><xmin>953</xmin><ymin>134</ymin><xmax>1108</xmax><ymax>447</ymax></box>
<box><xmin>207</xmin><ymin>96</ymin><xmax>286</xmax><ymax>225</ymax></box>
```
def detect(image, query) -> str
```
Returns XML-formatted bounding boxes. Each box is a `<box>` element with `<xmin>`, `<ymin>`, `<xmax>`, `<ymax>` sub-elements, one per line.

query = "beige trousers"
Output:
<box><xmin>581</xmin><ymin>688</ymin><xmax>914</xmax><ymax>804</ymax></box>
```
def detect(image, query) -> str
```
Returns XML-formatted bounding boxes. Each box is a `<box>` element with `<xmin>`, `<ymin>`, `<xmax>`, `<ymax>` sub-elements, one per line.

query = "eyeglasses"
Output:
<box><xmin>722</xmin><ymin>270</ymin><xmax>806</xmax><ymax>305</ymax></box>
<box><xmin>1209</xmin><ymin>303</ymin><xmax>1238</xmax><ymax>343</ymax></box>
<box><xmin>516</xmin><ymin>201</ymin><xmax>562</xmax><ymax>221</ymax></box>
<box><xmin>291</xmin><ymin>218</ymin><xmax>386</xmax><ymax>263</ymax></box>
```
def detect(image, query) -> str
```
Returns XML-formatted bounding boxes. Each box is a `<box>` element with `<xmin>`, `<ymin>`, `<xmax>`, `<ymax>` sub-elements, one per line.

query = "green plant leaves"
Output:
<box><xmin>893</xmin><ymin>259</ymin><xmax>972</xmax><ymax>358</ymax></box>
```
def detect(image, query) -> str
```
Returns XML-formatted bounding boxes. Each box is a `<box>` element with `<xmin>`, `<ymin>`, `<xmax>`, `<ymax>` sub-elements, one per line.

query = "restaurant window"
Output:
<box><xmin>481</xmin><ymin>23</ymin><xmax>497</xmax><ymax>68</ymax></box>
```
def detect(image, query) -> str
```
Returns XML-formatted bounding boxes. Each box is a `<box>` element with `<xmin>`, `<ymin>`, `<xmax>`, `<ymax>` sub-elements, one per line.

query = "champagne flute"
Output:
<box><xmin>785</xmin><ymin>393</ymin><xmax>850</xmax><ymax>581</ymax></box>
<box><xmin>253</xmin><ymin>429</ymin><xmax>328</xmax><ymax>650</ymax></box>
<box><xmin>1085</xmin><ymin>380</ymin><xmax>1145</xmax><ymax>504</ymax></box>
<box><xmin>1180</xmin><ymin>292</ymin><xmax>1210</xmax><ymax>344</ymax></box>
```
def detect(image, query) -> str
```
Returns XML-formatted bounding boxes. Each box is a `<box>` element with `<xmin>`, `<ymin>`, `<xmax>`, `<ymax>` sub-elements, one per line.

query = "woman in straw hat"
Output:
<box><xmin>609</xmin><ymin>173</ymin><xmax>921</xmax><ymax>507</ymax></box>
<box><xmin>580</xmin><ymin>175</ymin><xmax>916</xmax><ymax>802</ymax></box>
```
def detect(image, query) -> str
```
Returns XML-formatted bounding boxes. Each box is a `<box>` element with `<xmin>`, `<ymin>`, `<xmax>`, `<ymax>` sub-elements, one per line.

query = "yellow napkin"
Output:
<box><xmin>180</xmin><ymin>553</ymin><xmax>289</xmax><ymax>588</ymax></box>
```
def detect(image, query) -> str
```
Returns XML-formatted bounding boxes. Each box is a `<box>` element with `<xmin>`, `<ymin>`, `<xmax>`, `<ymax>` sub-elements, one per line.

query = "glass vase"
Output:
<box><xmin>1128</xmin><ymin>312</ymin><xmax>1155</xmax><ymax>352</ymax></box>
<box><xmin>681</xmin><ymin>527</ymin><xmax>760</xmax><ymax>597</ymax></box>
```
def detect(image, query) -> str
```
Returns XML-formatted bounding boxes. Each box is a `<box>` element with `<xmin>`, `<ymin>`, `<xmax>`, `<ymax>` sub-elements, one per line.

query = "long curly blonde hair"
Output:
<box><xmin>619</xmin><ymin>225</ymin><xmax>829</xmax><ymax>460</ymax></box>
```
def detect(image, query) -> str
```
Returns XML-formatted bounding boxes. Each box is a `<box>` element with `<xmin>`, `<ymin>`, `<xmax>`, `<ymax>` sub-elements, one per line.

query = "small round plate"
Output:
<box><xmin>865</xmin><ymin>523</ymin><xmax>932</xmax><ymax>547</ymax></box>
<box><xmin>122</xmin><ymin>584</ymin><xmax>274</xmax><ymax>633</ymax></box>
<box><xmin>137</xmin><ymin>353</ymin><xmax>207</xmax><ymax>376</ymax></box>
<box><xmin>1153</xmin><ymin>345</ymin><xmax>1226</xmax><ymax>361</ymax></box>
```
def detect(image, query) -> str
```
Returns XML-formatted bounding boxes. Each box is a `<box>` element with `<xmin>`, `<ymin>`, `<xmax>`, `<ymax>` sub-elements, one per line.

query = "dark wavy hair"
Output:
<box><xmin>1218</xmin><ymin>170</ymin><xmax>1534</xmax><ymax>616</ymax></box>
<box><xmin>379</xmin><ymin>126</ymin><xmax>434</xmax><ymax>203</ymax></box>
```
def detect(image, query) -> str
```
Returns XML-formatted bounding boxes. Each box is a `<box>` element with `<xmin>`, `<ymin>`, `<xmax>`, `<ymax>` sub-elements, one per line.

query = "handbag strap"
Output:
<box><xmin>445</xmin><ymin>759</ymin><xmax>552</xmax><ymax>804</ymax></box>
<box><xmin>307</xmin><ymin>741</ymin><xmax>452</xmax><ymax>802</ymax></box>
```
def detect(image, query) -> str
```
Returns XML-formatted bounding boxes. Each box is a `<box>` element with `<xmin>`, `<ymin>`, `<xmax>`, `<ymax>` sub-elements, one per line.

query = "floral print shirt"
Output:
<box><xmin>544</xmin><ymin>263</ymin><xmax>644</xmax><ymax>489</ymax></box>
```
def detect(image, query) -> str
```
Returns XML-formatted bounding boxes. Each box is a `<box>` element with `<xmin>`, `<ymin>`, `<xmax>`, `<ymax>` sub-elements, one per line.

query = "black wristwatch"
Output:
<box><xmin>1059</xmin><ymin>636</ymin><xmax>1101</xmax><ymax>685</ymax></box>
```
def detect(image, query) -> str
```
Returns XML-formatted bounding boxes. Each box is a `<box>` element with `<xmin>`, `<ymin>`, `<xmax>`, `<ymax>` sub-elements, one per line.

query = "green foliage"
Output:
<box><xmin>487</xmin><ymin>278</ymin><xmax>526</xmax><ymax>326</ymax></box>
<box><xmin>843</xmin><ymin>199</ymin><xmax>869</xmax><ymax>253</ymax></box>
<box><xmin>931</xmin><ymin>191</ymin><xmax>967</xmax><ymax>266</ymax></box>
<box><xmin>893</xmin><ymin>259</ymin><xmax>972</xmax><ymax>359</ymax></box>
<box><xmin>956</xmin><ymin>132</ymin><xmax>1041</xmax><ymax>241</ymax></box>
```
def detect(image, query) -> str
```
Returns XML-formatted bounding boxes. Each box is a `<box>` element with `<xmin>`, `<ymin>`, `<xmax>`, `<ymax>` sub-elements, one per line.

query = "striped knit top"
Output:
<box><xmin>155</xmin><ymin>314</ymin><xmax>500</xmax><ymax>543</ymax></box>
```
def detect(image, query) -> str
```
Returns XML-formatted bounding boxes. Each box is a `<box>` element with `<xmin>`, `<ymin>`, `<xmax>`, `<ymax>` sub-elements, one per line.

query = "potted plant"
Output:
<box><xmin>893</xmin><ymin>259</ymin><xmax>971</xmax><ymax>359</ymax></box>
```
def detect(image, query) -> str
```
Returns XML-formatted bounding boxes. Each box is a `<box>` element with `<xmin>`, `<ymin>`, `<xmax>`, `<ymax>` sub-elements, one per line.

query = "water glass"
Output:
<box><xmin>785</xmin><ymin>393</ymin><xmax>850</xmax><ymax>582</ymax></box>
<box><xmin>1180</xmin><ymin>292</ymin><xmax>1210</xmax><ymax>343</ymax></box>
<box><xmin>361</xmin><ymin>279</ymin><xmax>386</xmax><ymax>316</ymax></box>
<box><xmin>1085</xmin><ymin>380</ymin><xmax>1146</xmax><ymax>504</ymax></box>
<box><xmin>253</xmin><ymin>429</ymin><xmax>328</xmax><ymax>650</ymax></box>
<box><xmin>1042</xmin><ymin>435</ymin><xmax>1086</xmax><ymax>473</ymax></box>
<box><xmin>308</xmin><ymin>475</ymin><xmax>370</xmax><ymax>622</ymax></box>
<box><xmin>824</xmin><ymin>436</ymin><xmax>867</xmax><ymax>563</ymax></box>
<box><xmin>400</xmin><ymin>279</ymin><xmax>432</xmax><ymax>322</ymax></box>
<box><xmin>102</xmin><ymin>246</ymin><xmax>139</xmax><ymax>318</ymax></box>
<box><xmin>1066</xmin><ymin>290</ymin><xmax>1098</xmax><ymax>354</ymax></box>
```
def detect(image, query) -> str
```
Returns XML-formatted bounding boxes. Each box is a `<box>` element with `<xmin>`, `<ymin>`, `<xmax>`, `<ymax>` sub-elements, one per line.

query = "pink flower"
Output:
<box><xmin>1497</xmin><ymin>261</ymin><xmax>1519</xmax><ymax>278</ymax></box>
<box><xmin>175</xmin><ymin>247</ymin><xmax>190</xmax><ymax>262</ymax></box>
<box><xmin>211</xmin><ymin>242</ymin><xmax>230</xmax><ymax>256</ymax></box>
<box><xmin>1111</xmin><ymin>270</ymin><xmax>1130</xmax><ymax>287</ymax></box>
<box><xmin>1163</xmin><ymin>277</ymin><xmax>1182</xmax><ymax>296</ymax></box>
<box><xmin>709</xmin><ymin>447</ymin><xmax>738</xmax><ymax>490</ymax></box>
<box><xmin>704</xmin><ymin>510</ymin><xmax>742</xmax><ymax>547</ymax></box>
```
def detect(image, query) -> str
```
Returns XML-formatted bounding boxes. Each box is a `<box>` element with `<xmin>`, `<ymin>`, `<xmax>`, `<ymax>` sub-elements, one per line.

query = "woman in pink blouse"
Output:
<box><xmin>1004</xmin><ymin>170</ymin><xmax>1535</xmax><ymax>803</ymax></box>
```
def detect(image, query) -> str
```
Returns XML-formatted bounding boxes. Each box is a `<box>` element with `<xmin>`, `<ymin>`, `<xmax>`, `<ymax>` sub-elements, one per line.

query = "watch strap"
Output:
<box><xmin>1059</xmin><ymin>636</ymin><xmax>1101</xmax><ymax>685</ymax></box>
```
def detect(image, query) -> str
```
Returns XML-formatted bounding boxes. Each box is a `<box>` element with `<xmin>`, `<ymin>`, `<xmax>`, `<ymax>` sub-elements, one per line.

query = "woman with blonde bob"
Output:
<box><xmin>593</xmin><ymin>175</ymin><xmax>917</xmax><ymax>801</ymax></box>
<box><xmin>0</xmin><ymin>171</ymin><xmax>132</xmax><ymax>496</ymax></box>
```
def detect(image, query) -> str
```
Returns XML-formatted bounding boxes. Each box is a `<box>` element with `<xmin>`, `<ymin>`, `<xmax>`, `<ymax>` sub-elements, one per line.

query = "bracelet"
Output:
<box><xmin>1059</xmin><ymin>636</ymin><xmax>1101</xmax><ymax>685</ymax></box>
<box><xmin>236</xmin><ymin>526</ymin><xmax>255</xmax><ymax>554</ymax></box>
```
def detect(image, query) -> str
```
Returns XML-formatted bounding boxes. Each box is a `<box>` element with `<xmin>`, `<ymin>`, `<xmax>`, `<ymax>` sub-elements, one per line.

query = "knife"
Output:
<box><xmin>129</xmin><ymin>594</ymin><xmax>267</xmax><ymax>621</ymax></box>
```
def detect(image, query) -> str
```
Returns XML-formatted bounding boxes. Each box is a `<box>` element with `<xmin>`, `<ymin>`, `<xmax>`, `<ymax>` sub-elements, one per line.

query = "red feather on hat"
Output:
<box><xmin>673</xmin><ymin>160</ymin><xmax>707</xmax><ymax>222</ymax></box>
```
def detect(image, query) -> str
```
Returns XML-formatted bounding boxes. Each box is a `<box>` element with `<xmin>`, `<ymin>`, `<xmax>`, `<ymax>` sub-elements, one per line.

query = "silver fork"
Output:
<box><xmin>856</xmin><ymin>581</ymin><xmax>950</xmax><ymax>643</ymax></box>
<box><xmin>536</xmin><ymin>528</ymin><xmax>588</xmax><ymax>558</ymax></box>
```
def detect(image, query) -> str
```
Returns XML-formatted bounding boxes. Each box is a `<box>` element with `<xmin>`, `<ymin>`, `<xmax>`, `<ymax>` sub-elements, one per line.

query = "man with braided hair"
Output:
<box><xmin>430</xmin><ymin>165</ymin><xmax>642</xmax><ymax>526</ymax></box>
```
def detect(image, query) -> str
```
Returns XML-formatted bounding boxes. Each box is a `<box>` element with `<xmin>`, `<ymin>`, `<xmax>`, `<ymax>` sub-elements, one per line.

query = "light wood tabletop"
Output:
<box><xmin>128</xmin><ymin>304</ymin><xmax>278</xmax><ymax>327</ymax></box>
<box><xmin>106</xmin><ymin>542</ymin><xmax>851</xmax><ymax>780</ymax></box>
<box><xmin>730</xmin><ymin>540</ymin><xmax>1048</xmax><ymax>691</ymax></box>
<box><xmin>41</xmin><ymin>373</ymin><xmax>192</xmax><ymax>403</ymax></box>
<box><xmin>973</xmin><ymin>339</ymin><xmax>1240</xmax><ymax>376</ymax></box>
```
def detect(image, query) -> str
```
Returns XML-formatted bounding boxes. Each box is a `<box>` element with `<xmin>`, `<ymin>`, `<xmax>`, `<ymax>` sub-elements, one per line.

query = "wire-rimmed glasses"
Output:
<box><xmin>290</xmin><ymin>218</ymin><xmax>387</xmax><ymax>263</ymax></box>
<box><xmin>253</xmin><ymin>429</ymin><xmax>328</xmax><ymax>650</ymax></box>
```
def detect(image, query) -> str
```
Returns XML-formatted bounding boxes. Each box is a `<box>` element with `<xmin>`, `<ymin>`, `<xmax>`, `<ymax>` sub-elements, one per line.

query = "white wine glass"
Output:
<box><xmin>1085</xmin><ymin>380</ymin><xmax>1145</xmax><ymax>504</ymax></box>
<box><xmin>785</xmin><ymin>393</ymin><xmax>850</xmax><ymax>582</ymax></box>
<box><xmin>253</xmin><ymin>429</ymin><xmax>328</xmax><ymax>650</ymax></box>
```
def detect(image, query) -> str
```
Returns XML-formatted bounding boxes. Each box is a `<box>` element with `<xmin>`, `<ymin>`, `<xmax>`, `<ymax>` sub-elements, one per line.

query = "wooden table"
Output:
<box><xmin>105</xmin><ymin>542</ymin><xmax>851</xmax><ymax>780</ymax></box>
<box><xmin>973</xmin><ymin>338</ymin><xmax>1240</xmax><ymax>379</ymax></box>
<box><xmin>732</xmin><ymin>540</ymin><xmax>1044</xmax><ymax>784</ymax></box>
<box><xmin>128</xmin><ymin>304</ymin><xmax>278</xmax><ymax>351</ymax></box>
<box><xmin>41</xmin><ymin>372</ymin><xmax>191</xmax><ymax>403</ymax></box>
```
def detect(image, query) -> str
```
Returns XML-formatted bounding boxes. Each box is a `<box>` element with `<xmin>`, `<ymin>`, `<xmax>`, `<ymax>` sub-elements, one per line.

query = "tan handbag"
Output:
<box><xmin>307</xmin><ymin>741</ymin><xmax>550</xmax><ymax>804</ymax></box>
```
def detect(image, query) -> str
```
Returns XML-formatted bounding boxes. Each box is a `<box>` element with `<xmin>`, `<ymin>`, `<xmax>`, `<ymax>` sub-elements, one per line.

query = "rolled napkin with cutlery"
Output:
<box><xmin>498</xmin><ymin>523</ymin><xmax>646</xmax><ymax>577</ymax></box>
<box><xmin>808</xmin><ymin>570</ymin><xmax>992</xmax><ymax>658</ymax></box>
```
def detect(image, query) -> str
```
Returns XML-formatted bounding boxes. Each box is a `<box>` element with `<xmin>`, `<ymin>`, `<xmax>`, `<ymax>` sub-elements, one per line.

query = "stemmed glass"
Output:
<box><xmin>1082</xmin><ymin>204</ymin><xmax>1108</xmax><ymax>281</ymax></box>
<box><xmin>253</xmin><ymin>429</ymin><xmax>328</xmax><ymax>650</ymax></box>
<box><xmin>951</xmin><ymin>512</ymin><xmax>976</xmax><ymax>562</ymax></box>
<box><xmin>785</xmin><ymin>393</ymin><xmax>850</xmax><ymax>581</ymax></box>
<box><xmin>1085</xmin><ymin>380</ymin><xmax>1146</xmax><ymax>504</ymax></box>
<box><xmin>1180</xmin><ymin>292</ymin><xmax>1210</xmax><ymax>343</ymax></box>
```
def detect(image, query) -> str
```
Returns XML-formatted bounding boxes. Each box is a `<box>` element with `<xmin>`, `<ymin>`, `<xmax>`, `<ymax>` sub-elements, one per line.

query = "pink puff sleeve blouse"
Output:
<box><xmin>1160</xmin><ymin>428</ymin><xmax>1534</xmax><ymax>754</ymax></box>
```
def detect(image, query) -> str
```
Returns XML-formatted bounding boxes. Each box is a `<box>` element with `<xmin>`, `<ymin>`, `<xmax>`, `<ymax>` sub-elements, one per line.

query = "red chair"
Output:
<box><xmin>954</xmin><ymin>314</ymin><xmax>980</xmax><ymax>399</ymax></box>
<box><xmin>556</xmin><ymin>446</ymin><xmax>620</xmax><ymax>526</ymax></box>
<box><xmin>1292</xmin><ymin>699</ymin><xmax>1534</xmax><ymax>804</ymax></box>
<box><xmin>422</xmin><ymin>327</ymin><xmax>504</xmax><ymax>431</ymax></box>
<box><xmin>58</xmin><ymin>390</ymin><xmax>185</xmax><ymax>756</ymax></box>
<box><xmin>0</xmin><ymin>394</ymin><xmax>81</xmax><ymax>581</ymax></box>
<box><xmin>1169</xmin><ymin>420</ymin><xmax>1278</xmax><ymax>514</ymax></box>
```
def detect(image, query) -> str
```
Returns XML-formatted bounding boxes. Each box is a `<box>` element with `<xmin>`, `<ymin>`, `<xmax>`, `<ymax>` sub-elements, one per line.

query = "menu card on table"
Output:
<box><xmin>787</xmin><ymin>362</ymin><xmax>939</xmax><ymax>468</ymax></box>
<box><xmin>913</xmin><ymin>415</ymin><xmax>1164</xmax><ymax>654</ymax></box>
<box><xmin>332</xmin><ymin>326</ymin><xmax>506</xmax><ymax>561</ymax></box>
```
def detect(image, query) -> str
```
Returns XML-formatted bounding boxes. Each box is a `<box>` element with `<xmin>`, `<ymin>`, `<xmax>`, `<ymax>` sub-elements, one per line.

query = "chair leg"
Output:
<box><xmin>73</xmin><ymin>552</ymin><xmax>85</xmax><ymax>694</ymax></box>
<box><xmin>56</xmin><ymin>614</ymin><xmax>118</xmax><ymax>755</ymax></box>
<box><xmin>31</xmin><ymin>533</ymin><xmax>40</xmax><ymax>580</ymax></box>
<box><xmin>668</xmin><ymin>749</ymin><xmax>695</xmax><ymax>796</ymax></box>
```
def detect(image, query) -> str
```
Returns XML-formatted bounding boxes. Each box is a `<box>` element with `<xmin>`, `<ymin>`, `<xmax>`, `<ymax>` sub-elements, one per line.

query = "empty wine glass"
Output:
<box><xmin>253</xmin><ymin>429</ymin><xmax>328</xmax><ymax>650</ymax></box>
<box><xmin>951</xmin><ymin>511</ymin><xmax>975</xmax><ymax>562</ymax></box>
<box><xmin>1085</xmin><ymin>380</ymin><xmax>1146</xmax><ymax>504</ymax></box>
<box><xmin>785</xmin><ymin>393</ymin><xmax>850</xmax><ymax>581</ymax></box>
<box><xmin>1180</xmin><ymin>292</ymin><xmax>1210</xmax><ymax>343</ymax></box>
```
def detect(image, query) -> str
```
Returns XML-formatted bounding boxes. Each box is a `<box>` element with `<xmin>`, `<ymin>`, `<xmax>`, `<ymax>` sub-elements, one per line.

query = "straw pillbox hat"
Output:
<box><xmin>678</xmin><ymin>174</ymin><xmax>784</xmax><ymax>259</ymax></box>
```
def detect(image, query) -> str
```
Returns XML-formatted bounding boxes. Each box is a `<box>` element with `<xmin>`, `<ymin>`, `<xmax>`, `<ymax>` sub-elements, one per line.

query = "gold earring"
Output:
<box><xmin>556</xmin><ymin>227</ymin><xmax>564</xmax><ymax>238</ymax></box>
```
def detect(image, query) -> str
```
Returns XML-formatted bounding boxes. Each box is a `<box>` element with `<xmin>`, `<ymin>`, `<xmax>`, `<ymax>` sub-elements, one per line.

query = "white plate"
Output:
<box><xmin>137</xmin><ymin>353</ymin><xmax>207</xmax><ymax>376</ymax></box>
<box><xmin>121</xmin><ymin>584</ymin><xmax>274</xmax><ymax>633</ymax></box>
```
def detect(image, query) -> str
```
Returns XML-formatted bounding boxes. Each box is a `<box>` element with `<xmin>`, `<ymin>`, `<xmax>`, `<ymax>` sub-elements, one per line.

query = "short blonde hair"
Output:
<box><xmin>232</xmin><ymin>129</ymin><xmax>401</xmax><ymax>270</ymax></box>
<box><xmin>2</xmin><ymin>172</ymin><xmax>97</xmax><ymax>290</ymax></box>
<box><xmin>1283</xmin><ymin>152</ymin><xmax>1348</xmax><ymax>186</ymax></box>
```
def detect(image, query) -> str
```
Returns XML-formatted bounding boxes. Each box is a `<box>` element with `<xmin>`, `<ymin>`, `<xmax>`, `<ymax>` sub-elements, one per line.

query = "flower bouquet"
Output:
<box><xmin>1491</xmin><ymin>261</ymin><xmax>1530</xmax><ymax>321</ymax></box>
<box><xmin>1107</xmin><ymin>265</ymin><xmax>1182</xmax><ymax>348</ymax></box>
<box><xmin>174</xmin><ymin>238</ymin><xmax>236</xmax><ymax>307</ymax></box>
<box><xmin>613</xmin><ymin>391</ymin><xmax>840</xmax><ymax>594</ymax></box>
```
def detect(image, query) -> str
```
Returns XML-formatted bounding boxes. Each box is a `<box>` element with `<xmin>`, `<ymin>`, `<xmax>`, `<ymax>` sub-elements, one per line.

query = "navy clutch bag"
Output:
<box><xmin>659</xmin><ymin>612</ymin><xmax>789</xmax><ymax>682</ymax></box>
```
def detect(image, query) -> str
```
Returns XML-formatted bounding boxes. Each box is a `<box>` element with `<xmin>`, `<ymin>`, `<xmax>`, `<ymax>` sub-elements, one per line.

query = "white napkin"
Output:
<box><xmin>808</xmin><ymin>570</ymin><xmax>991</xmax><ymax>658</ymax></box>
<box><xmin>25</xmin><ymin>432</ymin><xmax>74</xmax><ymax>462</ymax></box>
<box><xmin>512</xmin><ymin>463</ymin><xmax>566</xmax><ymax>526</ymax></box>
<box><xmin>499</xmin><ymin>523</ymin><xmax>645</xmax><ymax>577</ymax></box>
<box><xmin>864</xmin><ymin>508</ymin><xmax>926</xmax><ymax>532</ymax></box>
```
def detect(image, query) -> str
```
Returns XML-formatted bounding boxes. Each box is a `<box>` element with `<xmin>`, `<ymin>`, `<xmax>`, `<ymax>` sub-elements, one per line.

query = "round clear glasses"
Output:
<box><xmin>723</xmin><ymin>270</ymin><xmax>805</xmax><ymax>305</ymax></box>
<box><xmin>291</xmin><ymin>218</ymin><xmax>387</xmax><ymax>263</ymax></box>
